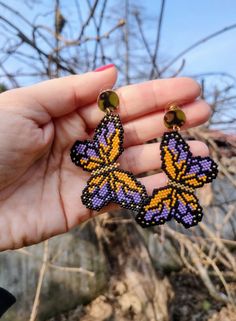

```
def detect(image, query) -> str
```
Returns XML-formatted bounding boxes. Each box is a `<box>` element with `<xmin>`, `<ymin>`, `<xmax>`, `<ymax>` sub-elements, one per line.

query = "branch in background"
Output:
<box><xmin>74</xmin><ymin>0</ymin><xmax>90</xmax><ymax>68</ymax></box>
<box><xmin>92</xmin><ymin>0</ymin><xmax>108</xmax><ymax>69</ymax></box>
<box><xmin>0</xmin><ymin>15</ymin><xmax>76</xmax><ymax>75</ymax></box>
<box><xmin>149</xmin><ymin>0</ymin><xmax>166</xmax><ymax>79</ymax></box>
<box><xmin>48</xmin><ymin>263</ymin><xmax>95</xmax><ymax>277</ymax></box>
<box><xmin>77</xmin><ymin>0</ymin><xmax>99</xmax><ymax>41</ymax></box>
<box><xmin>54</xmin><ymin>0</ymin><xmax>67</xmax><ymax>77</ymax></box>
<box><xmin>190</xmin><ymin>72</ymin><xmax>236</xmax><ymax>83</ymax></box>
<box><xmin>29</xmin><ymin>241</ymin><xmax>49</xmax><ymax>321</ymax></box>
<box><xmin>169</xmin><ymin>59</ymin><xmax>185</xmax><ymax>77</ymax></box>
<box><xmin>124</xmin><ymin>0</ymin><xmax>130</xmax><ymax>84</ymax></box>
<box><xmin>134</xmin><ymin>11</ymin><xmax>160</xmax><ymax>77</ymax></box>
<box><xmin>50</xmin><ymin>20</ymin><xmax>125</xmax><ymax>50</ymax></box>
<box><xmin>0</xmin><ymin>1</ymin><xmax>33</xmax><ymax>27</ymax></box>
<box><xmin>0</xmin><ymin>64</ymin><xmax>19</xmax><ymax>87</ymax></box>
<box><xmin>164</xmin><ymin>226</ymin><xmax>235</xmax><ymax>304</ymax></box>
<box><xmin>161</xmin><ymin>23</ymin><xmax>236</xmax><ymax>74</ymax></box>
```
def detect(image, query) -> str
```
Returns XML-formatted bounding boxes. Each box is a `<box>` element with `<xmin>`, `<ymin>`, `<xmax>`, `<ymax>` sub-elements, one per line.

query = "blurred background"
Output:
<box><xmin>0</xmin><ymin>0</ymin><xmax>235</xmax><ymax>320</ymax></box>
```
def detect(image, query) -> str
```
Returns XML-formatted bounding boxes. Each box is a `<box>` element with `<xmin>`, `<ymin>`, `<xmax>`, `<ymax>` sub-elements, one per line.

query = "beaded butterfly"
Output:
<box><xmin>136</xmin><ymin>130</ymin><xmax>218</xmax><ymax>228</ymax></box>
<box><xmin>70</xmin><ymin>103</ymin><xmax>147</xmax><ymax>211</ymax></box>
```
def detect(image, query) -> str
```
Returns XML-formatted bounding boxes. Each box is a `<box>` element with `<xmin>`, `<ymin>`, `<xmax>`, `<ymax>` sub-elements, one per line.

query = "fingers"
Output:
<box><xmin>79</xmin><ymin>77</ymin><xmax>201</xmax><ymax>129</ymax></box>
<box><xmin>0</xmin><ymin>66</ymin><xmax>117</xmax><ymax>123</ymax></box>
<box><xmin>123</xmin><ymin>100</ymin><xmax>211</xmax><ymax>147</ymax></box>
<box><xmin>140</xmin><ymin>172</ymin><xmax>168</xmax><ymax>194</ymax></box>
<box><xmin>120</xmin><ymin>140</ymin><xmax>209</xmax><ymax>175</ymax></box>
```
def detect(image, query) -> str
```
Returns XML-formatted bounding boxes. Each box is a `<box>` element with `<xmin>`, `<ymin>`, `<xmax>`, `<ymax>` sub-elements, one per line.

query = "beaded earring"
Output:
<box><xmin>136</xmin><ymin>104</ymin><xmax>218</xmax><ymax>229</ymax></box>
<box><xmin>70</xmin><ymin>90</ymin><xmax>147</xmax><ymax>212</ymax></box>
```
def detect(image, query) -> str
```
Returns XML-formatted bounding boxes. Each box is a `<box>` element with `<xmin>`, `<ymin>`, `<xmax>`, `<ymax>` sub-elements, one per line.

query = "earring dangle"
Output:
<box><xmin>136</xmin><ymin>103</ymin><xmax>218</xmax><ymax>229</ymax></box>
<box><xmin>70</xmin><ymin>90</ymin><xmax>147</xmax><ymax>212</ymax></box>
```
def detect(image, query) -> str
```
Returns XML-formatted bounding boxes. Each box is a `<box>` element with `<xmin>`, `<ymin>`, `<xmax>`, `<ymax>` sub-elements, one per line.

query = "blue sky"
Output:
<box><xmin>1</xmin><ymin>0</ymin><xmax>236</xmax><ymax>85</ymax></box>
<box><xmin>156</xmin><ymin>0</ymin><xmax>236</xmax><ymax>77</ymax></box>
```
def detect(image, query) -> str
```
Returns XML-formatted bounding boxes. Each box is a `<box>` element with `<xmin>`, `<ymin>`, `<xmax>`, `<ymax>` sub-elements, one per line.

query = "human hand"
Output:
<box><xmin>0</xmin><ymin>65</ymin><xmax>211</xmax><ymax>250</ymax></box>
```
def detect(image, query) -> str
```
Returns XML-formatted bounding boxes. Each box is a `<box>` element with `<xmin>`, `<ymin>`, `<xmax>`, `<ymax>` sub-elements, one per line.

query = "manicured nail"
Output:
<box><xmin>94</xmin><ymin>64</ymin><xmax>115</xmax><ymax>72</ymax></box>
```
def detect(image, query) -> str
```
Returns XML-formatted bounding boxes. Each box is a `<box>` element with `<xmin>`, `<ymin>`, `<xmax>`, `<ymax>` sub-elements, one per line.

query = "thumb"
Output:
<box><xmin>0</xmin><ymin>64</ymin><xmax>117</xmax><ymax>124</ymax></box>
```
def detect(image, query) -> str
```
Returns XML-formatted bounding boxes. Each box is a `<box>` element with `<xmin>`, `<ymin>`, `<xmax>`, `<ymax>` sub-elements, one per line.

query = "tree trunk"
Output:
<box><xmin>80</xmin><ymin>212</ymin><xmax>173</xmax><ymax>321</ymax></box>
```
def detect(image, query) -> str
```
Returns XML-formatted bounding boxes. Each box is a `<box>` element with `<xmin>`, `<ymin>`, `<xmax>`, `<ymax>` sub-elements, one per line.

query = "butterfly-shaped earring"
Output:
<box><xmin>136</xmin><ymin>104</ymin><xmax>218</xmax><ymax>229</ymax></box>
<box><xmin>70</xmin><ymin>90</ymin><xmax>147</xmax><ymax>212</ymax></box>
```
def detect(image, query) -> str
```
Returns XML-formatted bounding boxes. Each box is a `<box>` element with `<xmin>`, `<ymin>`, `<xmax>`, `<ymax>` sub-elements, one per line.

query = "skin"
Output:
<box><xmin>0</xmin><ymin>66</ymin><xmax>211</xmax><ymax>251</ymax></box>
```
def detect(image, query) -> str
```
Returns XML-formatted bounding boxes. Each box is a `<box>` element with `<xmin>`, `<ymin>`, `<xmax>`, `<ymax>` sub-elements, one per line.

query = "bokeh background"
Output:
<box><xmin>0</xmin><ymin>1</ymin><xmax>235</xmax><ymax>320</ymax></box>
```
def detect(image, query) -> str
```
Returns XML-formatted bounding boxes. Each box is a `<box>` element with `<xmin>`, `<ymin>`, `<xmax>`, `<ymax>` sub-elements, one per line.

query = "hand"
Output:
<box><xmin>0</xmin><ymin>66</ymin><xmax>211</xmax><ymax>250</ymax></box>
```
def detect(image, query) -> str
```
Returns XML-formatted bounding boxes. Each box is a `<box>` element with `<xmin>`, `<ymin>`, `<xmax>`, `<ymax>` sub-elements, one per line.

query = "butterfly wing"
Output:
<box><xmin>111</xmin><ymin>169</ymin><xmax>147</xmax><ymax>210</ymax></box>
<box><xmin>82</xmin><ymin>174</ymin><xmax>114</xmax><ymax>211</ymax></box>
<box><xmin>135</xmin><ymin>187</ymin><xmax>174</xmax><ymax>227</ymax></box>
<box><xmin>182</xmin><ymin>156</ymin><xmax>218</xmax><ymax>188</ymax></box>
<box><xmin>82</xmin><ymin>169</ymin><xmax>147</xmax><ymax>211</ymax></box>
<box><xmin>71</xmin><ymin>140</ymin><xmax>103</xmax><ymax>172</ymax></box>
<box><xmin>71</xmin><ymin>114</ymin><xmax>124</xmax><ymax>172</ymax></box>
<box><xmin>74</xmin><ymin>115</ymin><xmax>145</xmax><ymax>211</ymax></box>
<box><xmin>161</xmin><ymin>131</ymin><xmax>191</xmax><ymax>181</ymax></box>
<box><xmin>93</xmin><ymin>114</ymin><xmax>124</xmax><ymax>164</ymax></box>
<box><xmin>136</xmin><ymin>131</ymin><xmax>215</xmax><ymax>229</ymax></box>
<box><xmin>172</xmin><ymin>191</ymin><xmax>203</xmax><ymax>228</ymax></box>
<box><xmin>161</xmin><ymin>131</ymin><xmax>218</xmax><ymax>188</ymax></box>
<box><xmin>136</xmin><ymin>187</ymin><xmax>203</xmax><ymax>228</ymax></box>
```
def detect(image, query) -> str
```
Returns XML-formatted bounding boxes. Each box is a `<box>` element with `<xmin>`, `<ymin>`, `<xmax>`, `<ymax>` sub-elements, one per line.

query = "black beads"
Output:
<box><xmin>97</xmin><ymin>90</ymin><xmax>119</xmax><ymax>113</ymax></box>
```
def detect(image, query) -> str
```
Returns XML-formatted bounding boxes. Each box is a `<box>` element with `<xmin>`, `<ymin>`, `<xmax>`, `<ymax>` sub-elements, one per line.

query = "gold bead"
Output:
<box><xmin>164</xmin><ymin>104</ymin><xmax>186</xmax><ymax>130</ymax></box>
<box><xmin>97</xmin><ymin>90</ymin><xmax>119</xmax><ymax>113</ymax></box>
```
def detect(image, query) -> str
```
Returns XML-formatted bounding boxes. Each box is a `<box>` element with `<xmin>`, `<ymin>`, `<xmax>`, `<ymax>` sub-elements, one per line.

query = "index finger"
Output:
<box><xmin>79</xmin><ymin>77</ymin><xmax>201</xmax><ymax>129</ymax></box>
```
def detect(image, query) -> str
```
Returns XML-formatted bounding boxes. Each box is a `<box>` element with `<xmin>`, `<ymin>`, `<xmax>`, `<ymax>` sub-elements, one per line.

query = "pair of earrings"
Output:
<box><xmin>70</xmin><ymin>90</ymin><xmax>218</xmax><ymax>229</ymax></box>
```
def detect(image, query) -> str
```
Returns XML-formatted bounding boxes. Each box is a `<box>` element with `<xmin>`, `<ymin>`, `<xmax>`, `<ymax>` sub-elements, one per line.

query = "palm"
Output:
<box><xmin>0</xmin><ymin>69</ymin><xmax>211</xmax><ymax>251</ymax></box>
<box><xmin>0</xmin><ymin>110</ymin><xmax>92</xmax><ymax>250</ymax></box>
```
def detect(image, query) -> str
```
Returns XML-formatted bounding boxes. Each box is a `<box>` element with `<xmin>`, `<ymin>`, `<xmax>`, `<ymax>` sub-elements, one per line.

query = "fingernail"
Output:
<box><xmin>94</xmin><ymin>64</ymin><xmax>115</xmax><ymax>72</ymax></box>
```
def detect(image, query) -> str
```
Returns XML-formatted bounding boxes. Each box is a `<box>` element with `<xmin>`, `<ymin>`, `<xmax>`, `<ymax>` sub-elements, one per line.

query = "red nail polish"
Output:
<box><xmin>94</xmin><ymin>64</ymin><xmax>115</xmax><ymax>72</ymax></box>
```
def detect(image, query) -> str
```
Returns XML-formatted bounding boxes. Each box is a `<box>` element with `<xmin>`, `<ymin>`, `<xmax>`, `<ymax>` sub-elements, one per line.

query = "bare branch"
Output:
<box><xmin>149</xmin><ymin>0</ymin><xmax>166</xmax><ymax>79</ymax></box>
<box><xmin>29</xmin><ymin>241</ymin><xmax>49</xmax><ymax>321</ymax></box>
<box><xmin>161</xmin><ymin>23</ymin><xmax>236</xmax><ymax>73</ymax></box>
